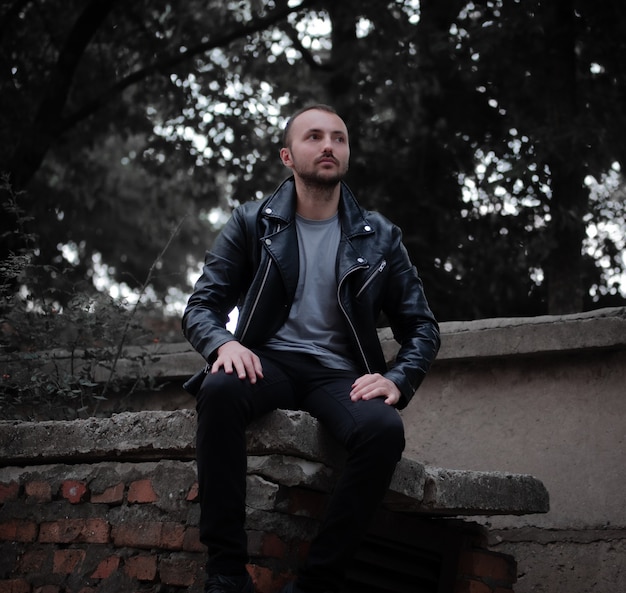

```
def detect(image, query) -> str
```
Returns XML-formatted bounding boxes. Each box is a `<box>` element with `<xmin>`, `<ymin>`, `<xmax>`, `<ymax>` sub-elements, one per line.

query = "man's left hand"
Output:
<box><xmin>350</xmin><ymin>373</ymin><xmax>401</xmax><ymax>406</ymax></box>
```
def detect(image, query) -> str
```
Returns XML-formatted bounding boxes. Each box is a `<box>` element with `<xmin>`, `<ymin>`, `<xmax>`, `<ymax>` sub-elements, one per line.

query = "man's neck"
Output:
<box><xmin>293</xmin><ymin>178</ymin><xmax>341</xmax><ymax>220</ymax></box>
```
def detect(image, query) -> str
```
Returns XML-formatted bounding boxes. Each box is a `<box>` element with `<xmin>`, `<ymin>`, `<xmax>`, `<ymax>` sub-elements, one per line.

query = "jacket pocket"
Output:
<box><xmin>355</xmin><ymin>259</ymin><xmax>387</xmax><ymax>299</ymax></box>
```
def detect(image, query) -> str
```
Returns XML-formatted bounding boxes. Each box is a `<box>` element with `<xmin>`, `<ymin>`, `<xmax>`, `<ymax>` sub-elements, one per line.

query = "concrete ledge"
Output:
<box><xmin>434</xmin><ymin>306</ymin><xmax>626</xmax><ymax>361</ymax></box>
<box><xmin>421</xmin><ymin>467</ymin><xmax>549</xmax><ymax>516</ymax></box>
<box><xmin>0</xmin><ymin>409</ymin><xmax>549</xmax><ymax>517</ymax></box>
<box><xmin>3</xmin><ymin>307</ymin><xmax>624</xmax><ymax>384</ymax></box>
<box><xmin>0</xmin><ymin>409</ymin><xmax>197</xmax><ymax>464</ymax></box>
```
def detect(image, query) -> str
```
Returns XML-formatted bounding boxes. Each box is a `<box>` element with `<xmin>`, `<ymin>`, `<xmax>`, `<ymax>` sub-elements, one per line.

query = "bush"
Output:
<box><xmin>0</xmin><ymin>177</ymin><xmax>173</xmax><ymax>420</ymax></box>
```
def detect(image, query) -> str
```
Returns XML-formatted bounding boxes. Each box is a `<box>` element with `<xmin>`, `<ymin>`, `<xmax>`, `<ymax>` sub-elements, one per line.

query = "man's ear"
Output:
<box><xmin>280</xmin><ymin>147</ymin><xmax>293</xmax><ymax>168</ymax></box>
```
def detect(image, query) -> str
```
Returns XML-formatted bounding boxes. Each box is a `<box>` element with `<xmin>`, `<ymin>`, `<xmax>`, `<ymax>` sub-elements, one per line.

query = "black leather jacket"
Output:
<box><xmin>182</xmin><ymin>177</ymin><xmax>440</xmax><ymax>409</ymax></box>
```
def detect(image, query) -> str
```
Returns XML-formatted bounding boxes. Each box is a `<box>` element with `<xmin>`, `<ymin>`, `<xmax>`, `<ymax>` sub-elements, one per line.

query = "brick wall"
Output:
<box><xmin>0</xmin><ymin>457</ymin><xmax>518</xmax><ymax>593</ymax></box>
<box><xmin>456</xmin><ymin>549</ymin><xmax>517</xmax><ymax>593</ymax></box>
<box><xmin>5</xmin><ymin>308</ymin><xmax>624</xmax><ymax>593</ymax></box>
<box><xmin>0</xmin><ymin>461</ymin><xmax>208</xmax><ymax>592</ymax></box>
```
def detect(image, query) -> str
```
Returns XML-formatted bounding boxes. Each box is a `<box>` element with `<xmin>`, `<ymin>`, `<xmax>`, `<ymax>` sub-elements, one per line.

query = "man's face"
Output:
<box><xmin>280</xmin><ymin>109</ymin><xmax>350</xmax><ymax>187</ymax></box>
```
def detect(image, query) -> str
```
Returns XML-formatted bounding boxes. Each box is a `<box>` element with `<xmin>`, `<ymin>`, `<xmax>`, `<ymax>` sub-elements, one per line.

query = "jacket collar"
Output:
<box><xmin>261</xmin><ymin>176</ymin><xmax>374</xmax><ymax>239</ymax></box>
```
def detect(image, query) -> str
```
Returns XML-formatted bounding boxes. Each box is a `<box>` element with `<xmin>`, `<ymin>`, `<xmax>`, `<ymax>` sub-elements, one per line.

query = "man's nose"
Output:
<box><xmin>321</xmin><ymin>135</ymin><xmax>334</xmax><ymax>152</ymax></box>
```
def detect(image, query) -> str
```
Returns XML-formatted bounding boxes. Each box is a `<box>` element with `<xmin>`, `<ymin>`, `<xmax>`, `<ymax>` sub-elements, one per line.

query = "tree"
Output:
<box><xmin>1</xmin><ymin>0</ymin><xmax>318</xmax><ymax>306</ymax></box>
<box><xmin>1</xmin><ymin>0</ymin><xmax>624</xmax><ymax>324</ymax></box>
<box><xmin>453</xmin><ymin>0</ymin><xmax>626</xmax><ymax>313</ymax></box>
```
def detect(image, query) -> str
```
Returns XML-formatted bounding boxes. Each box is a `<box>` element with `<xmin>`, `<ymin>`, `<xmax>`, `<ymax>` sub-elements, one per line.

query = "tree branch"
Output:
<box><xmin>100</xmin><ymin>215</ymin><xmax>187</xmax><ymax>398</ymax></box>
<box><xmin>282</xmin><ymin>21</ymin><xmax>333</xmax><ymax>72</ymax></box>
<box><xmin>61</xmin><ymin>0</ymin><xmax>320</xmax><ymax>133</ymax></box>
<box><xmin>8</xmin><ymin>0</ymin><xmax>318</xmax><ymax>189</ymax></box>
<box><xmin>7</xmin><ymin>0</ymin><xmax>120</xmax><ymax>188</ymax></box>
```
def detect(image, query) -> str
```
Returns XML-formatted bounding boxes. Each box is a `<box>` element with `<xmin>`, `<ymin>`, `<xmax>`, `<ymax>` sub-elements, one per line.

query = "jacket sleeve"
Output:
<box><xmin>182</xmin><ymin>206</ymin><xmax>253</xmax><ymax>363</ymax></box>
<box><xmin>381</xmin><ymin>226</ymin><xmax>441</xmax><ymax>409</ymax></box>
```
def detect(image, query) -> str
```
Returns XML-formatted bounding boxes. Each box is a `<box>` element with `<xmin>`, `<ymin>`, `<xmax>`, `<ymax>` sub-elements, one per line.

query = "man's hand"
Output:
<box><xmin>211</xmin><ymin>341</ymin><xmax>264</xmax><ymax>384</ymax></box>
<box><xmin>350</xmin><ymin>373</ymin><xmax>401</xmax><ymax>406</ymax></box>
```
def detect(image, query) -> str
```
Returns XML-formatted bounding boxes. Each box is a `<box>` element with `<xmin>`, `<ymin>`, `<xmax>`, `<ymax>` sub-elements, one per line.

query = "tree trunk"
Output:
<box><xmin>323</xmin><ymin>2</ymin><xmax>358</xmax><ymax>119</ymax></box>
<box><xmin>542</xmin><ymin>0</ymin><xmax>586</xmax><ymax>314</ymax></box>
<box><xmin>7</xmin><ymin>0</ymin><xmax>119</xmax><ymax>190</ymax></box>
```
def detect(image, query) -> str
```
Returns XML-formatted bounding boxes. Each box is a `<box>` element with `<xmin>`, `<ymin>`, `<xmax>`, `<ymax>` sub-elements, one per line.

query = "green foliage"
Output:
<box><xmin>0</xmin><ymin>180</ymin><xmax>168</xmax><ymax>420</ymax></box>
<box><xmin>0</xmin><ymin>294</ymin><xmax>160</xmax><ymax>421</ymax></box>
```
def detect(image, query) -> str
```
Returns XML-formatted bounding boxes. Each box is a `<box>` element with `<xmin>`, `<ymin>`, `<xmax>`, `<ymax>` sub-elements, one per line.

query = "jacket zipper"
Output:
<box><xmin>355</xmin><ymin>260</ymin><xmax>387</xmax><ymax>299</ymax></box>
<box><xmin>239</xmin><ymin>223</ymin><xmax>281</xmax><ymax>343</ymax></box>
<box><xmin>337</xmin><ymin>263</ymin><xmax>371</xmax><ymax>373</ymax></box>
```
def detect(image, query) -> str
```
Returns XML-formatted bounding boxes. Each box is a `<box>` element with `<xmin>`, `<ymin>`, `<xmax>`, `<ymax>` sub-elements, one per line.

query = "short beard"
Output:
<box><xmin>294</xmin><ymin>164</ymin><xmax>349</xmax><ymax>193</ymax></box>
<box><xmin>300</xmin><ymin>172</ymin><xmax>344</xmax><ymax>190</ymax></box>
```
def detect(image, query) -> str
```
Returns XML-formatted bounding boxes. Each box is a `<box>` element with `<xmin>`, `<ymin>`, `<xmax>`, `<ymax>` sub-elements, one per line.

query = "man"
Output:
<box><xmin>182</xmin><ymin>104</ymin><xmax>440</xmax><ymax>593</ymax></box>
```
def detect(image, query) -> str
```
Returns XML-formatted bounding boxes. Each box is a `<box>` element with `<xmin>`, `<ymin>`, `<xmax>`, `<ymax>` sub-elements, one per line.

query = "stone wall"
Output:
<box><xmin>0</xmin><ymin>459</ymin><xmax>205</xmax><ymax>591</ymax></box>
<box><xmin>0</xmin><ymin>409</ymin><xmax>547</xmax><ymax>593</ymax></box>
<box><xmin>400</xmin><ymin>307</ymin><xmax>626</xmax><ymax>593</ymax></box>
<box><xmin>2</xmin><ymin>306</ymin><xmax>625</xmax><ymax>593</ymax></box>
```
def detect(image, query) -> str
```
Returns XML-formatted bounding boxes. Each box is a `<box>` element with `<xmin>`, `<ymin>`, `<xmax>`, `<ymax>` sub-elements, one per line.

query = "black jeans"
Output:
<box><xmin>195</xmin><ymin>348</ymin><xmax>405</xmax><ymax>593</ymax></box>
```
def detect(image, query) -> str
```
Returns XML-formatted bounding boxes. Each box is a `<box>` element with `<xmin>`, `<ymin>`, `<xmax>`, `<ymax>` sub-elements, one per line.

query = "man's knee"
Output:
<box><xmin>196</xmin><ymin>371</ymin><xmax>249</xmax><ymax>418</ymax></box>
<box><xmin>356</xmin><ymin>405</ymin><xmax>405</xmax><ymax>458</ymax></box>
<box><xmin>379</xmin><ymin>412</ymin><xmax>405</xmax><ymax>455</ymax></box>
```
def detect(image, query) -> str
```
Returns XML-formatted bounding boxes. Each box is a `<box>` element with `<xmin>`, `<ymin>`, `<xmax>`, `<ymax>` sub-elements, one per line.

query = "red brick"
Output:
<box><xmin>248</xmin><ymin>565</ymin><xmax>290</xmax><ymax>593</ymax></box>
<box><xmin>17</xmin><ymin>549</ymin><xmax>50</xmax><ymax>573</ymax></box>
<box><xmin>161</xmin><ymin>523</ymin><xmax>186</xmax><ymax>550</ymax></box>
<box><xmin>124</xmin><ymin>555</ymin><xmax>157</xmax><ymax>581</ymax></box>
<box><xmin>252</xmin><ymin>535</ymin><xmax>307</xmax><ymax>564</ymax></box>
<box><xmin>53</xmin><ymin>549</ymin><xmax>86</xmax><ymax>574</ymax></box>
<box><xmin>91</xmin><ymin>483</ymin><xmax>124</xmax><ymax>504</ymax></box>
<box><xmin>186</xmin><ymin>482</ymin><xmax>199</xmax><ymax>502</ymax></box>
<box><xmin>183</xmin><ymin>527</ymin><xmax>206</xmax><ymax>553</ymax></box>
<box><xmin>25</xmin><ymin>481</ymin><xmax>51</xmax><ymax>502</ymax></box>
<box><xmin>40</xmin><ymin>519</ymin><xmax>109</xmax><ymax>544</ymax></box>
<box><xmin>75</xmin><ymin>518</ymin><xmax>110</xmax><ymax>543</ymax></box>
<box><xmin>159</xmin><ymin>556</ymin><xmax>204</xmax><ymax>587</ymax></box>
<box><xmin>60</xmin><ymin>480</ymin><xmax>89</xmax><ymax>504</ymax></box>
<box><xmin>292</xmin><ymin>539</ymin><xmax>310</xmax><ymax>563</ymax></box>
<box><xmin>91</xmin><ymin>555</ymin><xmax>121</xmax><ymax>579</ymax></box>
<box><xmin>111</xmin><ymin>522</ymin><xmax>184</xmax><ymax>550</ymax></box>
<box><xmin>113</xmin><ymin>522</ymin><xmax>159</xmax><ymax>549</ymax></box>
<box><xmin>261</xmin><ymin>533</ymin><xmax>286</xmax><ymax>559</ymax></box>
<box><xmin>286</xmin><ymin>488</ymin><xmax>326</xmax><ymax>517</ymax></box>
<box><xmin>458</xmin><ymin>549</ymin><xmax>516</xmax><ymax>585</ymax></box>
<box><xmin>0</xmin><ymin>520</ymin><xmax>38</xmax><ymax>542</ymax></box>
<box><xmin>127</xmin><ymin>479</ymin><xmax>157</xmax><ymax>503</ymax></box>
<box><xmin>247</xmin><ymin>530</ymin><xmax>263</xmax><ymax>556</ymax></box>
<box><xmin>0</xmin><ymin>482</ymin><xmax>20</xmax><ymax>504</ymax></box>
<box><xmin>454</xmin><ymin>580</ymin><xmax>492</xmax><ymax>593</ymax></box>
<box><xmin>0</xmin><ymin>579</ymin><xmax>31</xmax><ymax>593</ymax></box>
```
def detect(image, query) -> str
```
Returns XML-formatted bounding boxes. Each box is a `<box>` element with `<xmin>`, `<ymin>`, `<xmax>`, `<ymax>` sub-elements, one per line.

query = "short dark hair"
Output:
<box><xmin>282</xmin><ymin>104</ymin><xmax>339</xmax><ymax>148</ymax></box>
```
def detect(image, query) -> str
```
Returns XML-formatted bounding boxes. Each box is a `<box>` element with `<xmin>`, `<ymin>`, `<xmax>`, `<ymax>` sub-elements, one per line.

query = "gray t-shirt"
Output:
<box><xmin>265</xmin><ymin>213</ymin><xmax>358</xmax><ymax>372</ymax></box>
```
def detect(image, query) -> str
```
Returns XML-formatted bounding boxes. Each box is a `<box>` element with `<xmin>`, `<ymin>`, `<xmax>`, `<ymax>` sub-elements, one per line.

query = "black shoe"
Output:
<box><xmin>204</xmin><ymin>574</ymin><xmax>254</xmax><ymax>593</ymax></box>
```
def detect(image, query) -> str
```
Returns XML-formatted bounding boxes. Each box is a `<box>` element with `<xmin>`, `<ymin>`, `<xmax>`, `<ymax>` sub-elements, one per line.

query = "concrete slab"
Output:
<box><xmin>0</xmin><ymin>409</ymin><xmax>550</xmax><ymax>518</ymax></box>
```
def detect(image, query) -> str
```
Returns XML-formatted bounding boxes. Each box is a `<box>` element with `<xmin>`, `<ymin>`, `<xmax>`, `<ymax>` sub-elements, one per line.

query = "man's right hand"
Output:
<box><xmin>211</xmin><ymin>340</ymin><xmax>264</xmax><ymax>384</ymax></box>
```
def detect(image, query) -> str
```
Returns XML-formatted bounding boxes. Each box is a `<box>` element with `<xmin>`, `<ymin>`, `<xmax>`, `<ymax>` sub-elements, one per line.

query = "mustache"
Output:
<box><xmin>316</xmin><ymin>153</ymin><xmax>339</xmax><ymax>165</ymax></box>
